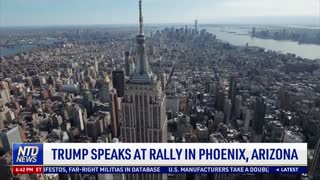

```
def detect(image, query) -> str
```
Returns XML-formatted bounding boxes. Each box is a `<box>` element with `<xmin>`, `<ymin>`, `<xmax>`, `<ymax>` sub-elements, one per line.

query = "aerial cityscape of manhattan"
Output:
<box><xmin>0</xmin><ymin>0</ymin><xmax>320</xmax><ymax>179</ymax></box>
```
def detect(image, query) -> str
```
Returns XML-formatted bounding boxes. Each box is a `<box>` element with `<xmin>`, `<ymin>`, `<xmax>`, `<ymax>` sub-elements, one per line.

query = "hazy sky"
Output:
<box><xmin>1</xmin><ymin>0</ymin><xmax>320</xmax><ymax>26</ymax></box>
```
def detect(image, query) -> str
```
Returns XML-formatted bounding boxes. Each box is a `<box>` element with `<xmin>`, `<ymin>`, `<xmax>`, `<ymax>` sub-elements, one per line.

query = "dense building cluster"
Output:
<box><xmin>252</xmin><ymin>26</ymin><xmax>320</xmax><ymax>45</ymax></box>
<box><xmin>160</xmin><ymin>25</ymin><xmax>320</xmax><ymax>180</ymax></box>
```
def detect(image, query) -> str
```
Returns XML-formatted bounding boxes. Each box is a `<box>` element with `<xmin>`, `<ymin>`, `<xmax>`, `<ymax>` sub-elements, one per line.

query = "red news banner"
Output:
<box><xmin>13</xmin><ymin>166</ymin><xmax>43</xmax><ymax>174</ymax></box>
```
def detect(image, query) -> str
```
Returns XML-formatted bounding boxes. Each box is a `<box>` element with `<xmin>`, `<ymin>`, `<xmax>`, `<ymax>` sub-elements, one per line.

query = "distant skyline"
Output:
<box><xmin>1</xmin><ymin>0</ymin><xmax>320</xmax><ymax>27</ymax></box>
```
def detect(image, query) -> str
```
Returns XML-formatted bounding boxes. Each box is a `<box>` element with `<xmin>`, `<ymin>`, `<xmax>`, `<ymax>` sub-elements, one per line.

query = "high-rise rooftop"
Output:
<box><xmin>129</xmin><ymin>0</ymin><xmax>154</xmax><ymax>84</ymax></box>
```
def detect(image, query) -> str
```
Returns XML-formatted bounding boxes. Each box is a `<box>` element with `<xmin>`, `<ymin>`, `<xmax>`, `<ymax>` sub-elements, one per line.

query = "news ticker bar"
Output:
<box><xmin>13</xmin><ymin>143</ymin><xmax>307</xmax><ymax>166</ymax></box>
<box><xmin>13</xmin><ymin>166</ymin><xmax>307</xmax><ymax>174</ymax></box>
<box><xmin>12</xmin><ymin>142</ymin><xmax>308</xmax><ymax>174</ymax></box>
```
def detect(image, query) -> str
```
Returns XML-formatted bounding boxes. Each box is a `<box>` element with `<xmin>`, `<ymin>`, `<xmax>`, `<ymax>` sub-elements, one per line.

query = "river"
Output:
<box><xmin>0</xmin><ymin>38</ymin><xmax>58</xmax><ymax>57</ymax></box>
<box><xmin>1</xmin><ymin>26</ymin><xmax>320</xmax><ymax>60</ymax></box>
<box><xmin>203</xmin><ymin>26</ymin><xmax>320</xmax><ymax>60</ymax></box>
<box><xmin>0</xmin><ymin>45</ymin><xmax>37</xmax><ymax>57</ymax></box>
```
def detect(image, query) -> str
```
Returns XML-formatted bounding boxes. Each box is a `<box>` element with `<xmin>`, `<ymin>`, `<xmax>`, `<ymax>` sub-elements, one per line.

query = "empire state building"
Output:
<box><xmin>120</xmin><ymin>0</ymin><xmax>167</xmax><ymax>159</ymax></box>
<box><xmin>120</xmin><ymin>1</ymin><xmax>167</xmax><ymax>179</ymax></box>
<box><xmin>121</xmin><ymin>0</ymin><xmax>167</xmax><ymax>143</ymax></box>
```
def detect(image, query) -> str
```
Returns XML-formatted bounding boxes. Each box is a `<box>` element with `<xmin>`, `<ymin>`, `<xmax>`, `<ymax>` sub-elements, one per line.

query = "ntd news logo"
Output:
<box><xmin>13</xmin><ymin>143</ymin><xmax>43</xmax><ymax>165</ymax></box>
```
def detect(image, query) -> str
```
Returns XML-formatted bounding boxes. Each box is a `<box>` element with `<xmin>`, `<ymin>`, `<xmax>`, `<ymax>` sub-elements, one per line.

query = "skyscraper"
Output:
<box><xmin>94</xmin><ymin>57</ymin><xmax>99</xmax><ymax>74</ymax></box>
<box><xmin>111</xmin><ymin>88</ymin><xmax>120</xmax><ymax>138</ymax></box>
<box><xmin>112</xmin><ymin>70</ymin><xmax>125</xmax><ymax>97</ymax></box>
<box><xmin>252</xmin><ymin>95</ymin><xmax>266</xmax><ymax>142</ymax></box>
<box><xmin>72</xmin><ymin>104</ymin><xmax>85</xmax><ymax>132</ymax></box>
<box><xmin>243</xmin><ymin>109</ymin><xmax>251</xmax><ymax>133</ymax></box>
<box><xmin>121</xmin><ymin>1</ymin><xmax>167</xmax><ymax>179</ymax></box>
<box><xmin>0</xmin><ymin>126</ymin><xmax>22</xmax><ymax>153</ymax></box>
<box><xmin>228</xmin><ymin>76</ymin><xmax>237</xmax><ymax>114</ymax></box>
<box><xmin>234</xmin><ymin>95</ymin><xmax>242</xmax><ymax>118</ymax></box>
<box><xmin>224</xmin><ymin>99</ymin><xmax>232</xmax><ymax>124</ymax></box>
<box><xmin>86</xmin><ymin>116</ymin><xmax>101</xmax><ymax>142</ymax></box>
<box><xmin>83</xmin><ymin>91</ymin><xmax>94</xmax><ymax>116</ymax></box>
<box><xmin>195</xmin><ymin>19</ymin><xmax>198</xmax><ymax>32</ymax></box>
<box><xmin>99</xmin><ymin>76</ymin><xmax>111</xmax><ymax>103</ymax></box>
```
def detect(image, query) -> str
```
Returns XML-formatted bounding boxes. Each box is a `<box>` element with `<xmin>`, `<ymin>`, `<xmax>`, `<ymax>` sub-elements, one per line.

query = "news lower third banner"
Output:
<box><xmin>12</xmin><ymin>143</ymin><xmax>307</xmax><ymax>174</ymax></box>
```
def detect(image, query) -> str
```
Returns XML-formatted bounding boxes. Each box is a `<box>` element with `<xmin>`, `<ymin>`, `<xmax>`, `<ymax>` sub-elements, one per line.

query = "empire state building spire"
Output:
<box><xmin>130</xmin><ymin>0</ymin><xmax>153</xmax><ymax>84</ymax></box>
<box><xmin>139</xmin><ymin>0</ymin><xmax>143</xmax><ymax>35</ymax></box>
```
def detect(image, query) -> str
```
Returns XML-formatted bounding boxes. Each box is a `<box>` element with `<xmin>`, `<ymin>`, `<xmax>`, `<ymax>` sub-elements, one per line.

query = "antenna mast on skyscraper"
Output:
<box><xmin>139</xmin><ymin>0</ymin><xmax>144</xmax><ymax>35</ymax></box>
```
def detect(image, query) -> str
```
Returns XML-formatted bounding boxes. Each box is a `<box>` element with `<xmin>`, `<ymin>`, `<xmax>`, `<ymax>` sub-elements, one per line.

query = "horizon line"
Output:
<box><xmin>2</xmin><ymin>15</ymin><xmax>320</xmax><ymax>28</ymax></box>
<box><xmin>2</xmin><ymin>23</ymin><xmax>320</xmax><ymax>29</ymax></box>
